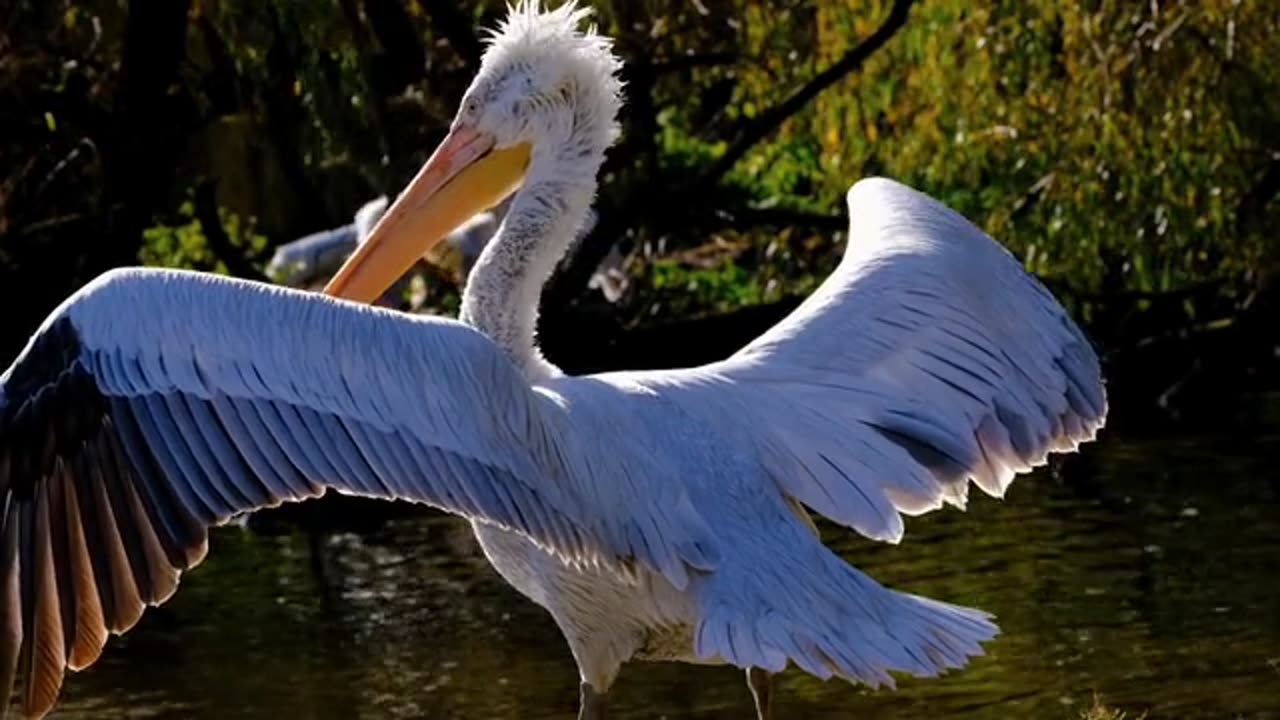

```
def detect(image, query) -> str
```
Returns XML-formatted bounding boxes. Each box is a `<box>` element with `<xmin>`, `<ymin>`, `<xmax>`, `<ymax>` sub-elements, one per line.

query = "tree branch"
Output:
<box><xmin>697</xmin><ymin>0</ymin><xmax>915</xmax><ymax>186</ymax></box>
<box><xmin>545</xmin><ymin>2</ymin><xmax>915</xmax><ymax>312</ymax></box>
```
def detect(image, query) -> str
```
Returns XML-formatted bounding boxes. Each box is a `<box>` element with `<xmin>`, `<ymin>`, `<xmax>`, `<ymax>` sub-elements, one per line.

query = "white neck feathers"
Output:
<box><xmin>459</xmin><ymin>118</ymin><xmax>605</xmax><ymax>378</ymax></box>
<box><xmin>457</xmin><ymin>3</ymin><xmax>621</xmax><ymax>378</ymax></box>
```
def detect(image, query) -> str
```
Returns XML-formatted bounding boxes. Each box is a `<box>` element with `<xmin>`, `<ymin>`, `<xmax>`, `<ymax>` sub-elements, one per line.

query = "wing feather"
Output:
<box><xmin>0</xmin><ymin>502</ymin><xmax>21</xmax><ymax>713</ymax></box>
<box><xmin>26</xmin><ymin>480</ymin><xmax>67</xmax><ymax>719</ymax></box>
<box><xmin>117</xmin><ymin>395</ymin><xmax>220</xmax><ymax>526</ymax></box>
<box><xmin>102</xmin><ymin>412</ymin><xmax>205</xmax><ymax>568</ymax></box>
<box><xmin>178</xmin><ymin>394</ymin><xmax>273</xmax><ymax>507</ymax></box>
<box><xmin>336</xmin><ymin>416</ymin><xmax>400</xmax><ymax>498</ymax></box>
<box><xmin>0</xmin><ymin>267</ymin><xmax>672</xmax><ymax>715</ymax></box>
<box><xmin>625</xmin><ymin>177</ymin><xmax>1107</xmax><ymax>543</ymax></box>
<box><xmin>45</xmin><ymin>470</ymin><xmax>77</xmax><ymax>665</ymax></box>
<box><xmin>206</xmin><ymin>396</ymin><xmax>309</xmax><ymax>500</ymax></box>
<box><xmin>95</xmin><ymin>446</ymin><xmax>156</xmax><ymax>608</ymax></box>
<box><xmin>229</xmin><ymin>397</ymin><xmax>327</xmax><ymax>495</ymax></box>
<box><xmin>57</xmin><ymin>464</ymin><xmax>106</xmax><ymax>672</ymax></box>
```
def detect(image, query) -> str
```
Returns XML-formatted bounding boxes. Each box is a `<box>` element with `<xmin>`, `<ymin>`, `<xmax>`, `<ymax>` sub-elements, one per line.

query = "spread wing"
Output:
<box><xmin>0</xmin><ymin>268</ymin><xmax>639</xmax><ymax>717</ymax></box>
<box><xmin>629</xmin><ymin>177</ymin><xmax>1107</xmax><ymax>543</ymax></box>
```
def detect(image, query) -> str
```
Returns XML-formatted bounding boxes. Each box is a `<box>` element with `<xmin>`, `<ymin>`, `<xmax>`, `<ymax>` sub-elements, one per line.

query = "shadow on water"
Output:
<box><xmin>51</xmin><ymin>402</ymin><xmax>1280</xmax><ymax>719</ymax></box>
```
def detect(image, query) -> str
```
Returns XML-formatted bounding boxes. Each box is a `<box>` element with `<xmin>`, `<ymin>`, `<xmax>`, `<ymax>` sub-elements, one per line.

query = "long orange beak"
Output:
<box><xmin>324</xmin><ymin>126</ymin><xmax>530</xmax><ymax>303</ymax></box>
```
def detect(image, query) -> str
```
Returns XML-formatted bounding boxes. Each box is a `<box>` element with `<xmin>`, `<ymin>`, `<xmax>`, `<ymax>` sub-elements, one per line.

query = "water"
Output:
<box><xmin>51</xmin><ymin>424</ymin><xmax>1280</xmax><ymax>719</ymax></box>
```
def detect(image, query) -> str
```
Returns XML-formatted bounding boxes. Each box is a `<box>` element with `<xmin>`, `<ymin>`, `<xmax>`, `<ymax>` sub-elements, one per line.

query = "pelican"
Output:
<box><xmin>0</xmin><ymin>2</ymin><xmax>1106</xmax><ymax>718</ymax></box>
<box><xmin>264</xmin><ymin>195</ymin><xmax>391</xmax><ymax>288</ymax></box>
<box><xmin>267</xmin><ymin>194</ymin><xmax>616</xmax><ymax>300</ymax></box>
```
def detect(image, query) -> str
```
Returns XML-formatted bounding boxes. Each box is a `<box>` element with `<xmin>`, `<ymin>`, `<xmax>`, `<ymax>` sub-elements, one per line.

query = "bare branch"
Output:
<box><xmin>545</xmin><ymin>1</ymin><xmax>915</xmax><ymax>311</ymax></box>
<box><xmin>696</xmin><ymin>0</ymin><xmax>916</xmax><ymax>186</ymax></box>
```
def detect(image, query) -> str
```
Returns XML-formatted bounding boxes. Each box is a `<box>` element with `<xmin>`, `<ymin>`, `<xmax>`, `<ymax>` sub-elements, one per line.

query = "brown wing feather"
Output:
<box><xmin>58</xmin><ymin>463</ymin><xmax>106</xmax><ymax>672</ymax></box>
<box><xmin>24</xmin><ymin>479</ymin><xmax>66</xmax><ymax>719</ymax></box>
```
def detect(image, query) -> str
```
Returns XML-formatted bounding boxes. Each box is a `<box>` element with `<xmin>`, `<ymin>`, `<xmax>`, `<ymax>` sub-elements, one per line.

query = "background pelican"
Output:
<box><xmin>266</xmin><ymin>194</ymin><xmax>620</xmax><ymax>302</ymax></box>
<box><xmin>0</xmin><ymin>2</ymin><xmax>1105</xmax><ymax>718</ymax></box>
<box><xmin>265</xmin><ymin>196</ymin><xmax>392</xmax><ymax>289</ymax></box>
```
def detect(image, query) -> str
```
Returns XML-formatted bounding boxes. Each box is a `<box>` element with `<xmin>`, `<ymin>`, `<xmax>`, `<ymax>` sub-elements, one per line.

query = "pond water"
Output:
<box><xmin>50</xmin><ymin>418</ymin><xmax>1280</xmax><ymax>719</ymax></box>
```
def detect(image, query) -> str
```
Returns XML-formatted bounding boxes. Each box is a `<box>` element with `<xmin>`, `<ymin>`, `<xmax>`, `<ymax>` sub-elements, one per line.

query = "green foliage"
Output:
<box><xmin>586</xmin><ymin>0</ymin><xmax>1280</xmax><ymax>323</ymax></box>
<box><xmin>648</xmin><ymin>254</ymin><xmax>763</xmax><ymax>315</ymax></box>
<box><xmin>141</xmin><ymin>198</ymin><xmax>269</xmax><ymax>274</ymax></box>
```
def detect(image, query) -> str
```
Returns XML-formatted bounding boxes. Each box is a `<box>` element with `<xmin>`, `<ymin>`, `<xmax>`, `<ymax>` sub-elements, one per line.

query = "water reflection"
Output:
<box><xmin>53</xmin><ymin>427</ymin><xmax>1280</xmax><ymax>719</ymax></box>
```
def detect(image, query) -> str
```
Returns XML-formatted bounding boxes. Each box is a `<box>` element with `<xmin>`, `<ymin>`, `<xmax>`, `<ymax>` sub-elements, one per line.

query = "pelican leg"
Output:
<box><xmin>578</xmin><ymin>682</ymin><xmax>608</xmax><ymax>720</ymax></box>
<box><xmin>746</xmin><ymin>667</ymin><xmax>772</xmax><ymax>720</ymax></box>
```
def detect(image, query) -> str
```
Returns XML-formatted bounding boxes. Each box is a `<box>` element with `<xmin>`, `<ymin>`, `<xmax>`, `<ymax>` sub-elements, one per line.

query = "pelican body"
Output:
<box><xmin>0</xmin><ymin>3</ymin><xmax>1106</xmax><ymax>718</ymax></box>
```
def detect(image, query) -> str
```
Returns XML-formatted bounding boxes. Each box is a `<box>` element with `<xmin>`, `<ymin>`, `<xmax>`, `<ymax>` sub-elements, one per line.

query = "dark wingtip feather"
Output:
<box><xmin>59</xmin><ymin>470</ymin><xmax>105</xmax><ymax>672</ymax></box>
<box><xmin>23</xmin><ymin>479</ymin><xmax>67</xmax><ymax>720</ymax></box>
<box><xmin>0</xmin><ymin>505</ymin><xmax>21</xmax><ymax>720</ymax></box>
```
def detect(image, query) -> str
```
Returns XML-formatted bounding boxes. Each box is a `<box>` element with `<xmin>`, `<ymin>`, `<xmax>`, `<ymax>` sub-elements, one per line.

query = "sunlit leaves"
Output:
<box><xmin>141</xmin><ymin>198</ymin><xmax>269</xmax><ymax>274</ymax></box>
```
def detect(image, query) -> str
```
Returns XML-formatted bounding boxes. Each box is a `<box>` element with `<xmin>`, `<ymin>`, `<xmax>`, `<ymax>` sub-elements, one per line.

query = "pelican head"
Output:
<box><xmin>325</xmin><ymin>0</ymin><xmax>622</xmax><ymax>304</ymax></box>
<box><xmin>460</xmin><ymin>1</ymin><xmax>622</xmax><ymax>161</ymax></box>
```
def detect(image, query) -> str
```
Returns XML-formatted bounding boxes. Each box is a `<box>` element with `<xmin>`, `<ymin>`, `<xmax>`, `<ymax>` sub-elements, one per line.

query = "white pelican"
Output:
<box><xmin>265</xmin><ymin>195</ymin><xmax>391</xmax><ymax>288</ymax></box>
<box><xmin>267</xmin><ymin>194</ymin><xmax>615</xmax><ymax>300</ymax></box>
<box><xmin>0</xmin><ymin>2</ymin><xmax>1106</xmax><ymax>718</ymax></box>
